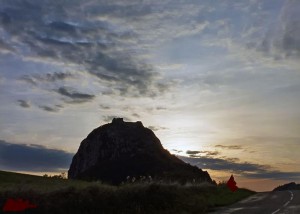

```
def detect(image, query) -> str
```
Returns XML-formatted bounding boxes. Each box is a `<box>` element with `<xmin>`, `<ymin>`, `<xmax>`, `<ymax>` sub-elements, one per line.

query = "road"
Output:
<box><xmin>210</xmin><ymin>190</ymin><xmax>300</xmax><ymax>214</ymax></box>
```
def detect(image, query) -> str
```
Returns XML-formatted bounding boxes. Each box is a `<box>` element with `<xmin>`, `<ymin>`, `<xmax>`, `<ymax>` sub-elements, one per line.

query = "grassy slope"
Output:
<box><xmin>0</xmin><ymin>170</ymin><xmax>255</xmax><ymax>214</ymax></box>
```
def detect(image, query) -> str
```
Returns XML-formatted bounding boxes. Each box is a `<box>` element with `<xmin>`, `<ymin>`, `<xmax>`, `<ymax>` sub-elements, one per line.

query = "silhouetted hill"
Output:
<box><xmin>68</xmin><ymin>118</ymin><xmax>212</xmax><ymax>184</ymax></box>
<box><xmin>273</xmin><ymin>182</ymin><xmax>300</xmax><ymax>191</ymax></box>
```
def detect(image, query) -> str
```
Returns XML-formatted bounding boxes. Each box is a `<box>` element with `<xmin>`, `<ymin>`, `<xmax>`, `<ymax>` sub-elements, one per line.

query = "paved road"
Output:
<box><xmin>210</xmin><ymin>190</ymin><xmax>300</xmax><ymax>214</ymax></box>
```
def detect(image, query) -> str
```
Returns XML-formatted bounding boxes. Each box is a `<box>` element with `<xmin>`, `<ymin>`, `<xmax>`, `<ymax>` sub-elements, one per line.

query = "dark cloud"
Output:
<box><xmin>87</xmin><ymin>52</ymin><xmax>159</xmax><ymax>97</ymax></box>
<box><xmin>56</xmin><ymin>87</ymin><xmax>95</xmax><ymax>103</ymax></box>
<box><xmin>179</xmin><ymin>156</ymin><xmax>300</xmax><ymax>181</ymax></box>
<box><xmin>102</xmin><ymin>116</ymin><xmax>131</xmax><ymax>123</ymax></box>
<box><xmin>276</xmin><ymin>0</ymin><xmax>300</xmax><ymax>58</ymax></box>
<box><xmin>20</xmin><ymin>76</ymin><xmax>37</xmax><ymax>85</ymax></box>
<box><xmin>156</xmin><ymin>106</ymin><xmax>167</xmax><ymax>110</ymax></box>
<box><xmin>186</xmin><ymin>150</ymin><xmax>220</xmax><ymax>156</ymax></box>
<box><xmin>215</xmin><ymin>145</ymin><xmax>243</xmax><ymax>150</ymax></box>
<box><xmin>172</xmin><ymin>149</ymin><xmax>183</xmax><ymax>153</ymax></box>
<box><xmin>39</xmin><ymin>105</ymin><xmax>61</xmax><ymax>113</ymax></box>
<box><xmin>0</xmin><ymin>140</ymin><xmax>73</xmax><ymax>172</ymax></box>
<box><xmin>186</xmin><ymin>150</ymin><xmax>201</xmax><ymax>155</ymax></box>
<box><xmin>205</xmin><ymin>151</ymin><xmax>220</xmax><ymax>156</ymax></box>
<box><xmin>132</xmin><ymin>113</ymin><xmax>140</xmax><ymax>118</ymax></box>
<box><xmin>180</xmin><ymin>156</ymin><xmax>264</xmax><ymax>172</ymax></box>
<box><xmin>21</xmin><ymin>72</ymin><xmax>73</xmax><ymax>85</ymax></box>
<box><xmin>47</xmin><ymin>21</ymin><xmax>77</xmax><ymax>33</ymax></box>
<box><xmin>0</xmin><ymin>10</ymin><xmax>11</xmax><ymax>25</ymax></box>
<box><xmin>17</xmin><ymin>100</ymin><xmax>30</xmax><ymax>108</ymax></box>
<box><xmin>38</xmin><ymin>72</ymin><xmax>73</xmax><ymax>82</ymax></box>
<box><xmin>243</xmin><ymin>171</ymin><xmax>300</xmax><ymax>180</ymax></box>
<box><xmin>99</xmin><ymin>104</ymin><xmax>111</xmax><ymax>110</ymax></box>
<box><xmin>147</xmin><ymin>126</ymin><xmax>167</xmax><ymax>131</ymax></box>
<box><xmin>250</xmin><ymin>1</ymin><xmax>300</xmax><ymax>60</ymax></box>
<box><xmin>0</xmin><ymin>39</ymin><xmax>14</xmax><ymax>53</ymax></box>
<box><xmin>0</xmin><ymin>0</ymin><xmax>169</xmax><ymax>97</ymax></box>
<box><xmin>122</xmin><ymin>106</ymin><xmax>135</xmax><ymax>112</ymax></box>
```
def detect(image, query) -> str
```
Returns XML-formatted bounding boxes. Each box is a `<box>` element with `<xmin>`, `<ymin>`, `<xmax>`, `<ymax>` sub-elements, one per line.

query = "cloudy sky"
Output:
<box><xmin>1</xmin><ymin>0</ymin><xmax>300</xmax><ymax>191</ymax></box>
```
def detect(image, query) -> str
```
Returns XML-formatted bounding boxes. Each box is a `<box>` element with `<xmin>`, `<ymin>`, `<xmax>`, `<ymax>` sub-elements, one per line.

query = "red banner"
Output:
<box><xmin>227</xmin><ymin>175</ymin><xmax>238</xmax><ymax>192</ymax></box>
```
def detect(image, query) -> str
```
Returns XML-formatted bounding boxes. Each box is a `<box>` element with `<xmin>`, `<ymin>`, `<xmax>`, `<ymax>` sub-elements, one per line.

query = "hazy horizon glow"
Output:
<box><xmin>1</xmin><ymin>0</ymin><xmax>300</xmax><ymax>191</ymax></box>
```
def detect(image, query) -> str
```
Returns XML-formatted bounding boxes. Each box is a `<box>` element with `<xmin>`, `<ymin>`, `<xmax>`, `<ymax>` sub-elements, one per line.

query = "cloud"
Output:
<box><xmin>179</xmin><ymin>156</ymin><xmax>300</xmax><ymax>181</ymax></box>
<box><xmin>204</xmin><ymin>151</ymin><xmax>220</xmax><ymax>156</ymax></box>
<box><xmin>99</xmin><ymin>104</ymin><xmax>111</xmax><ymax>110</ymax></box>
<box><xmin>47</xmin><ymin>21</ymin><xmax>77</xmax><ymax>33</ymax></box>
<box><xmin>17</xmin><ymin>100</ymin><xmax>30</xmax><ymax>108</ymax></box>
<box><xmin>132</xmin><ymin>113</ymin><xmax>140</xmax><ymax>118</ymax></box>
<box><xmin>186</xmin><ymin>150</ymin><xmax>220</xmax><ymax>156</ymax></box>
<box><xmin>186</xmin><ymin>150</ymin><xmax>201</xmax><ymax>155</ymax></box>
<box><xmin>56</xmin><ymin>87</ymin><xmax>95</xmax><ymax>103</ymax></box>
<box><xmin>87</xmin><ymin>52</ymin><xmax>161</xmax><ymax>97</ymax></box>
<box><xmin>21</xmin><ymin>72</ymin><xmax>73</xmax><ymax>85</ymax></box>
<box><xmin>242</xmin><ymin>0</ymin><xmax>300</xmax><ymax>61</ymax></box>
<box><xmin>0</xmin><ymin>0</ymin><xmax>172</xmax><ymax>97</ymax></box>
<box><xmin>147</xmin><ymin>126</ymin><xmax>167</xmax><ymax>131</ymax></box>
<box><xmin>0</xmin><ymin>39</ymin><xmax>14</xmax><ymax>53</ymax></box>
<box><xmin>244</xmin><ymin>171</ymin><xmax>300</xmax><ymax>180</ymax></box>
<box><xmin>102</xmin><ymin>116</ymin><xmax>131</xmax><ymax>123</ymax></box>
<box><xmin>20</xmin><ymin>76</ymin><xmax>37</xmax><ymax>85</ymax></box>
<box><xmin>39</xmin><ymin>105</ymin><xmax>62</xmax><ymax>113</ymax></box>
<box><xmin>38</xmin><ymin>72</ymin><xmax>73</xmax><ymax>82</ymax></box>
<box><xmin>172</xmin><ymin>149</ymin><xmax>183</xmax><ymax>153</ymax></box>
<box><xmin>215</xmin><ymin>145</ymin><xmax>243</xmax><ymax>150</ymax></box>
<box><xmin>174</xmin><ymin>21</ymin><xmax>209</xmax><ymax>38</ymax></box>
<box><xmin>180</xmin><ymin>155</ymin><xmax>263</xmax><ymax>172</ymax></box>
<box><xmin>274</xmin><ymin>0</ymin><xmax>300</xmax><ymax>59</ymax></box>
<box><xmin>156</xmin><ymin>106</ymin><xmax>167</xmax><ymax>111</ymax></box>
<box><xmin>0</xmin><ymin>140</ymin><xmax>73</xmax><ymax>172</ymax></box>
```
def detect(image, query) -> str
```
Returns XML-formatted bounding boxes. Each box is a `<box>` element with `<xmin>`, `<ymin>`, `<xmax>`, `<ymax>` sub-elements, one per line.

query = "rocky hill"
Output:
<box><xmin>273</xmin><ymin>182</ymin><xmax>300</xmax><ymax>191</ymax></box>
<box><xmin>68</xmin><ymin>118</ymin><xmax>212</xmax><ymax>184</ymax></box>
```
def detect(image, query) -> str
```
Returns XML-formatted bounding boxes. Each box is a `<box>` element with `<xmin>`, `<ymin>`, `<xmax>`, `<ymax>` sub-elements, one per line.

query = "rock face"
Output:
<box><xmin>68</xmin><ymin>118</ymin><xmax>212</xmax><ymax>184</ymax></box>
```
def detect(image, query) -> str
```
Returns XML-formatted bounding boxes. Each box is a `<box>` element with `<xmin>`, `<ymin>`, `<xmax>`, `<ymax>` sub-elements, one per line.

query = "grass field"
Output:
<box><xmin>0</xmin><ymin>170</ymin><xmax>255</xmax><ymax>213</ymax></box>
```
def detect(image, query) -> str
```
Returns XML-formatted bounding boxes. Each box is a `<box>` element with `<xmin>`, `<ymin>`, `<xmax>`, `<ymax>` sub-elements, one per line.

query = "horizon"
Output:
<box><xmin>1</xmin><ymin>0</ymin><xmax>300</xmax><ymax>192</ymax></box>
<box><xmin>1</xmin><ymin>166</ymin><xmax>297</xmax><ymax>193</ymax></box>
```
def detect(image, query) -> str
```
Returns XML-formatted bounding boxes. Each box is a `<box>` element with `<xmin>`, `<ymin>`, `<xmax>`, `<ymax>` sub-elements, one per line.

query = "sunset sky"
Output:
<box><xmin>1</xmin><ymin>0</ymin><xmax>300</xmax><ymax>191</ymax></box>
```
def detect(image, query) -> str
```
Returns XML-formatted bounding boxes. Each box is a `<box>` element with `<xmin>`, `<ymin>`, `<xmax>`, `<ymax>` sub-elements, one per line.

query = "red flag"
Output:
<box><xmin>227</xmin><ymin>175</ymin><xmax>238</xmax><ymax>192</ymax></box>
<box><xmin>3</xmin><ymin>198</ymin><xmax>37</xmax><ymax>212</ymax></box>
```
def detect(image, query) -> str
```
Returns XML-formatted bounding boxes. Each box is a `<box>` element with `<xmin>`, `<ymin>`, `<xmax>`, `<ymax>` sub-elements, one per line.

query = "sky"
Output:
<box><xmin>0</xmin><ymin>0</ymin><xmax>300</xmax><ymax>192</ymax></box>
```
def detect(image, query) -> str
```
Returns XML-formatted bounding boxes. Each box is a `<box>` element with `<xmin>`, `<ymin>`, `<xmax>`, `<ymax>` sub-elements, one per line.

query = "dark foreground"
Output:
<box><xmin>0</xmin><ymin>170</ymin><xmax>254</xmax><ymax>214</ymax></box>
<box><xmin>210</xmin><ymin>190</ymin><xmax>300</xmax><ymax>214</ymax></box>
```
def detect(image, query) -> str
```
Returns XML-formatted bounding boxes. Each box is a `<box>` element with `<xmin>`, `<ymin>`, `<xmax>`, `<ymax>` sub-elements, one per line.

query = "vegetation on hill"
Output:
<box><xmin>0</xmin><ymin>170</ymin><xmax>255</xmax><ymax>213</ymax></box>
<box><xmin>273</xmin><ymin>182</ymin><xmax>300</xmax><ymax>191</ymax></box>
